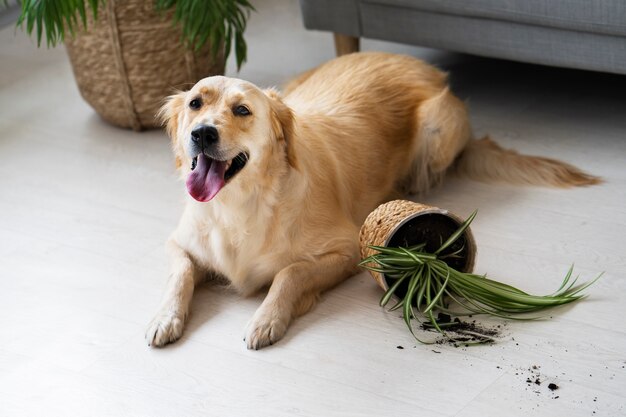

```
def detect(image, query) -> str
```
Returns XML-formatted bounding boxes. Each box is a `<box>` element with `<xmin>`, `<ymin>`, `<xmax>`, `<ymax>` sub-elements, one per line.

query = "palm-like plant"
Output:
<box><xmin>360</xmin><ymin>211</ymin><xmax>602</xmax><ymax>344</ymax></box>
<box><xmin>16</xmin><ymin>0</ymin><xmax>254</xmax><ymax>69</ymax></box>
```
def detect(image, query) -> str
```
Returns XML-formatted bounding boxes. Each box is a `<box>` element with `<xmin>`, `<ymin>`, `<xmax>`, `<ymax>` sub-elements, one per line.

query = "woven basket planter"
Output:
<box><xmin>65</xmin><ymin>0</ymin><xmax>225</xmax><ymax>131</ymax></box>
<box><xmin>359</xmin><ymin>200</ymin><xmax>477</xmax><ymax>292</ymax></box>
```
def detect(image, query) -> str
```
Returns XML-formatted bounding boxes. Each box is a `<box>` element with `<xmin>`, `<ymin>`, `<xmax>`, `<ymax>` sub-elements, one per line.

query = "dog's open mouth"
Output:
<box><xmin>186</xmin><ymin>152</ymin><xmax>248</xmax><ymax>202</ymax></box>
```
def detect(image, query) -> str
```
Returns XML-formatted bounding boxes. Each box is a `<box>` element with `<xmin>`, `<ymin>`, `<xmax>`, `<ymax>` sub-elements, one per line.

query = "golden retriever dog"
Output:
<box><xmin>146</xmin><ymin>52</ymin><xmax>598</xmax><ymax>349</ymax></box>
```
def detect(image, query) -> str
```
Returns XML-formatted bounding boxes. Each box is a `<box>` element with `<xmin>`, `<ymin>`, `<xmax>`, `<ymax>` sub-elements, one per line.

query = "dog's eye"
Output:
<box><xmin>189</xmin><ymin>98</ymin><xmax>202</xmax><ymax>110</ymax></box>
<box><xmin>233</xmin><ymin>105</ymin><xmax>251</xmax><ymax>116</ymax></box>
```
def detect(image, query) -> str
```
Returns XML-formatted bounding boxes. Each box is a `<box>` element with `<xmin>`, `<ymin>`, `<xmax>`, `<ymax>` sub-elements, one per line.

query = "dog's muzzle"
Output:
<box><xmin>190</xmin><ymin>124</ymin><xmax>219</xmax><ymax>153</ymax></box>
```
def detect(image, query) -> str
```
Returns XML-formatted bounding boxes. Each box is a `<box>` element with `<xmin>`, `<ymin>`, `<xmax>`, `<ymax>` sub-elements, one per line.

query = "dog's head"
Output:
<box><xmin>160</xmin><ymin>76</ymin><xmax>296</xmax><ymax>202</ymax></box>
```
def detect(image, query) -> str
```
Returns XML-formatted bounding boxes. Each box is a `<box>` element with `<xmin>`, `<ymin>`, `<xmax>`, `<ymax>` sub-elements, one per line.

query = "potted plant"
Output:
<box><xmin>359</xmin><ymin>200</ymin><xmax>601</xmax><ymax>344</ymax></box>
<box><xmin>15</xmin><ymin>0</ymin><xmax>253</xmax><ymax>130</ymax></box>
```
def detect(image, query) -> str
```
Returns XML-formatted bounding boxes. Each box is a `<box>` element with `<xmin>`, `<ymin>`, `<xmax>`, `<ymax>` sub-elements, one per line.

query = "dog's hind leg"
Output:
<box><xmin>145</xmin><ymin>239</ymin><xmax>202</xmax><ymax>347</ymax></box>
<box><xmin>245</xmin><ymin>242</ymin><xmax>359</xmax><ymax>350</ymax></box>
<box><xmin>403</xmin><ymin>87</ymin><xmax>472</xmax><ymax>195</ymax></box>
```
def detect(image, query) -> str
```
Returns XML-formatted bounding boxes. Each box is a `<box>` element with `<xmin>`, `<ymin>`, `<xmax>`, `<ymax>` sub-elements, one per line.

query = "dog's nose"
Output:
<box><xmin>190</xmin><ymin>125</ymin><xmax>219</xmax><ymax>148</ymax></box>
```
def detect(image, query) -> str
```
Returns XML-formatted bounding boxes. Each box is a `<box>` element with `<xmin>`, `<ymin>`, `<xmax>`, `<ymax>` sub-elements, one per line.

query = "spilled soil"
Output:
<box><xmin>420</xmin><ymin>313</ymin><xmax>505</xmax><ymax>346</ymax></box>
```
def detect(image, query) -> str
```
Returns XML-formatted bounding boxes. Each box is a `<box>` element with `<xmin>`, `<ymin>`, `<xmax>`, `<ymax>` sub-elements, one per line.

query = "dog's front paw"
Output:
<box><xmin>244</xmin><ymin>308</ymin><xmax>289</xmax><ymax>350</ymax></box>
<box><xmin>145</xmin><ymin>310</ymin><xmax>186</xmax><ymax>347</ymax></box>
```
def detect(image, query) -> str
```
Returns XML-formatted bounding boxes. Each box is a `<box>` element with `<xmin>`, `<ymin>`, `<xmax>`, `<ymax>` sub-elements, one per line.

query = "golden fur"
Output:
<box><xmin>146</xmin><ymin>52</ymin><xmax>599</xmax><ymax>349</ymax></box>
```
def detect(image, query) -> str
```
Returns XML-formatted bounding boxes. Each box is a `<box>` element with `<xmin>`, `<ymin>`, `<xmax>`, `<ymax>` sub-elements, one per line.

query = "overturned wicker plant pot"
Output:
<box><xmin>359</xmin><ymin>200</ymin><xmax>477</xmax><ymax>295</ymax></box>
<box><xmin>65</xmin><ymin>0</ymin><xmax>224</xmax><ymax>131</ymax></box>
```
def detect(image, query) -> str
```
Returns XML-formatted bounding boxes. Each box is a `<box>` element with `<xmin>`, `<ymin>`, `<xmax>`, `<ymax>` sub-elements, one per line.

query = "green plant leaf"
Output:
<box><xmin>76</xmin><ymin>1</ymin><xmax>87</xmax><ymax>30</ymax></box>
<box><xmin>413</xmin><ymin>273</ymin><xmax>428</xmax><ymax>312</ymax></box>
<box><xmin>402</xmin><ymin>271</ymin><xmax>421</xmax><ymax>328</ymax></box>
<box><xmin>155</xmin><ymin>0</ymin><xmax>254</xmax><ymax>70</ymax></box>
<box><xmin>380</xmin><ymin>271</ymin><xmax>410</xmax><ymax>307</ymax></box>
<box><xmin>17</xmin><ymin>0</ymin><xmax>101</xmax><ymax>47</ymax></box>
<box><xmin>360</xmin><ymin>209</ymin><xmax>601</xmax><ymax>345</ymax></box>
<box><xmin>18</xmin><ymin>0</ymin><xmax>253</xmax><ymax>70</ymax></box>
<box><xmin>423</xmin><ymin>269</ymin><xmax>450</xmax><ymax>313</ymax></box>
<box><xmin>435</xmin><ymin>209</ymin><xmax>477</xmax><ymax>255</ymax></box>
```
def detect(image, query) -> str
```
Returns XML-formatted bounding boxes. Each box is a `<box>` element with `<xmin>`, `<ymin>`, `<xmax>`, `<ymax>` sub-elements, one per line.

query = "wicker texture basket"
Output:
<box><xmin>359</xmin><ymin>200</ymin><xmax>477</xmax><ymax>291</ymax></box>
<box><xmin>65</xmin><ymin>0</ymin><xmax>225</xmax><ymax>131</ymax></box>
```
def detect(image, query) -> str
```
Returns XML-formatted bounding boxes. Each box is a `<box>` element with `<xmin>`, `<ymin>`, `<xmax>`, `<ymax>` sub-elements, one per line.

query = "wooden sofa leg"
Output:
<box><xmin>333</xmin><ymin>33</ymin><xmax>360</xmax><ymax>56</ymax></box>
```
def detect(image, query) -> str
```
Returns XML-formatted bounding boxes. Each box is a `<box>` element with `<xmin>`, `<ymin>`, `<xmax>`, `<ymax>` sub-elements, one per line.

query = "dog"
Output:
<box><xmin>146</xmin><ymin>52</ymin><xmax>599</xmax><ymax>350</ymax></box>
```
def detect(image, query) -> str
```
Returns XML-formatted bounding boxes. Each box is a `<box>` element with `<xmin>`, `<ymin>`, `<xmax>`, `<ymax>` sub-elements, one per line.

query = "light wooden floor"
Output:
<box><xmin>1</xmin><ymin>1</ymin><xmax>625</xmax><ymax>416</ymax></box>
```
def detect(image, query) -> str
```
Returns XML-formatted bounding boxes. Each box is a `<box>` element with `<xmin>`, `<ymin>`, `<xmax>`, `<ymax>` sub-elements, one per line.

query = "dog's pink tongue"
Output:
<box><xmin>186</xmin><ymin>154</ymin><xmax>227</xmax><ymax>202</ymax></box>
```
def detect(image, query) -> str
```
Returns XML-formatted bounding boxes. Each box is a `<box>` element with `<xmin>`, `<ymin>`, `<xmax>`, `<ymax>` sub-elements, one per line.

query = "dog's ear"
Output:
<box><xmin>264</xmin><ymin>88</ymin><xmax>298</xmax><ymax>169</ymax></box>
<box><xmin>158</xmin><ymin>91</ymin><xmax>186</xmax><ymax>170</ymax></box>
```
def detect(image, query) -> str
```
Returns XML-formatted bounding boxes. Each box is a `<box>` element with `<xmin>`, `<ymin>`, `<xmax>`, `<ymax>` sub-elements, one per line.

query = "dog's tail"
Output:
<box><xmin>454</xmin><ymin>136</ymin><xmax>601</xmax><ymax>188</ymax></box>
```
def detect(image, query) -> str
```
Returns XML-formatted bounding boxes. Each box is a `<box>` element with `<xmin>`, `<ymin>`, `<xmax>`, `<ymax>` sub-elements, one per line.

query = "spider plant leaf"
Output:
<box><xmin>380</xmin><ymin>271</ymin><xmax>410</xmax><ymax>307</ymax></box>
<box><xmin>562</xmin><ymin>271</ymin><xmax>604</xmax><ymax>297</ymax></box>
<box><xmin>558</xmin><ymin>272</ymin><xmax>582</xmax><ymax>295</ymax></box>
<box><xmin>371</xmin><ymin>259</ymin><xmax>416</xmax><ymax>271</ymax></box>
<box><xmin>358</xmin><ymin>266</ymin><xmax>388</xmax><ymax>274</ymax></box>
<box><xmin>401</xmin><ymin>248</ymin><xmax>437</xmax><ymax>262</ymax></box>
<box><xmin>398</xmin><ymin>247</ymin><xmax>424</xmax><ymax>264</ymax></box>
<box><xmin>402</xmin><ymin>271</ymin><xmax>421</xmax><ymax>328</ymax></box>
<box><xmin>367</xmin><ymin>245</ymin><xmax>411</xmax><ymax>256</ymax></box>
<box><xmin>407</xmin><ymin>243</ymin><xmax>427</xmax><ymax>252</ymax></box>
<box><xmin>361</xmin><ymin>209</ymin><xmax>600</xmax><ymax>345</ymax></box>
<box><xmin>424</xmin><ymin>268</ymin><xmax>450</xmax><ymax>314</ymax></box>
<box><xmin>442</xmin><ymin>287</ymin><xmax>484</xmax><ymax>315</ymax></box>
<box><xmin>451</xmin><ymin>270</ymin><xmax>532</xmax><ymax>295</ymax></box>
<box><xmin>435</xmin><ymin>210</ymin><xmax>477</xmax><ymax>255</ymax></box>
<box><xmin>422</xmin><ymin>267</ymin><xmax>445</xmax><ymax>334</ymax></box>
<box><xmin>552</xmin><ymin>264</ymin><xmax>574</xmax><ymax>295</ymax></box>
<box><xmin>388</xmin><ymin>298</ymin><xmax>405</xmax><ymax>311</ymax></box>
<box><xmin>413</xmin><ymin>272</ymin><xmax>428</xmax><ymax>313</ymax></box>
<box><xmin>375</xmin><ymin>256</ymin><xmax>423</xmax><ymax>267</ymax></box>
<box><xmin>358</xmin><ymin>255</ymin><xmax>380</xmax><ymax>266</ymax></box>
<box><xmin>368</xmin><ymin>246</ymin><xmax>432</xmax><ymax>263</ymax></box>
<box><xmin>440</xmin><ymin>244</ymin><xmax>465</xmax><ymax>260</ymax></box>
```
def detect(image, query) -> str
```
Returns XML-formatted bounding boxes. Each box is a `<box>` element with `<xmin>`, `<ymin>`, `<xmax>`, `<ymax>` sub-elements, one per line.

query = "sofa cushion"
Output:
<box><xmin>301</xmin><ymin>0</ymin><xmax>362</xmax><ymax>36</ymax></box>
<box><xmin>366</xmin><ymin>0</ymin><xmax>626</xmax><ymax>37</ymax></box>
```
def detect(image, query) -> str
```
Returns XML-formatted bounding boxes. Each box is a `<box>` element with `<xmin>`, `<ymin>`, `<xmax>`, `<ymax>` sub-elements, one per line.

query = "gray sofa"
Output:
<box><xmin>299</xmin><ymin>0</ymin><xmax>626</xmax><ymax>75</ymax></box>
